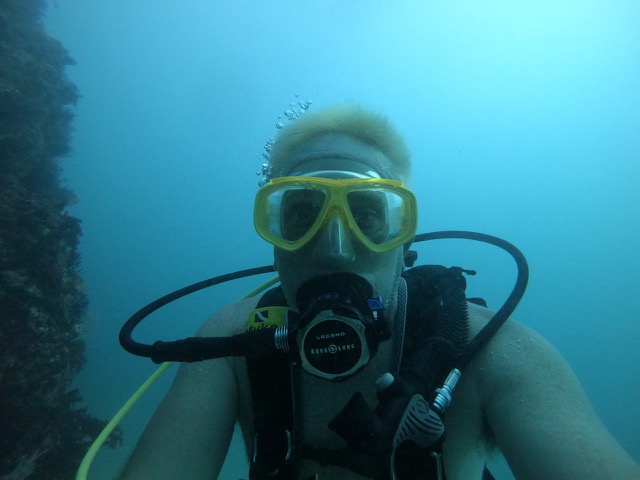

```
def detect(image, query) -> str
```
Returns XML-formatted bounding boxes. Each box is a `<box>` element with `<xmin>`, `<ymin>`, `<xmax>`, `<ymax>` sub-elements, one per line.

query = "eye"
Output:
<box><xmin>352</xmin><ymin>206</ymin><xmax>382</xmax><ymax>229</ymax></box>
<box><xmin>347</xmin><ymin>191</ymin><xmax>388</xmax><ymax>243</ymax></box>
<box><xmin>281</xmin><ymin>189</ymin><xmax>325</xmax><ymax>241</ymax></box>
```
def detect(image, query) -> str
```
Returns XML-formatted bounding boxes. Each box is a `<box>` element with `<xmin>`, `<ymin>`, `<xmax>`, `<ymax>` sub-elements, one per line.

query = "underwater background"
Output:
<box><xmin>43</xmin><ymin>1</ymin><xmax>639</xmax><ymax>478</ymax></box>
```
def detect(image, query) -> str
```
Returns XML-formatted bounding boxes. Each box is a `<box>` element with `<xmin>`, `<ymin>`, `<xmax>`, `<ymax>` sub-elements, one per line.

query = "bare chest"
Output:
<box><xmin>237</xmin><ymin>345</ymin><xmax>490</xmax><ymax>480</ymax></box>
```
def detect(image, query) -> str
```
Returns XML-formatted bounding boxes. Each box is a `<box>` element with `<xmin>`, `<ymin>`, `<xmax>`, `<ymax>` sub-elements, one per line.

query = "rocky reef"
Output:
<box><xmin>0</xmin><ymin>1</ymin><xmax>121</xmax><ymax>478</ymax></box>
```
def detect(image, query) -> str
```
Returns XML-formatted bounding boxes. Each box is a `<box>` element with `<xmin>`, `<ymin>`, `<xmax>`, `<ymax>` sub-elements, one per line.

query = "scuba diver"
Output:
<box><xmin>118</xmin><ymin>104</ymin><xmax>640</xmax><ymax>480</ymax></box>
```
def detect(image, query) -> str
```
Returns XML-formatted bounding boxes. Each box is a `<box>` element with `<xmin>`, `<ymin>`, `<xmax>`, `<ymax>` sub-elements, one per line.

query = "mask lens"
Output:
<box><xmin>262</xmin><ymin>186</ymin><xmax>326</xmax><ymax>244</ymax></box>
<box><xmin>346</xmin><ymin>190</ymin><xmax>388</xmax><ymax>244</ymax></box>
<box><xmin>347</xmin><ymin>189</ymin><xmax>409</xmax><ymax>247</ymax></box>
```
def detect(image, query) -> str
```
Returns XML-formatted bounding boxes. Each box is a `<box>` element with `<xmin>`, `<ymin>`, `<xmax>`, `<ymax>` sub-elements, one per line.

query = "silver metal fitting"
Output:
<box><xmin>274</xmin><ymin>326</ymin><xmax>290</xmax><ymax>352</ymax></box>
<box><xmin>432</xmin><ymin>368</ymin><xmax>461</xmax><ymax>414</ymax></box>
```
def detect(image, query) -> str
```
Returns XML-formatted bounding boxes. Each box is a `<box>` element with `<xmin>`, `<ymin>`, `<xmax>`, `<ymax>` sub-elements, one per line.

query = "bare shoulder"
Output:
<box><xmin>465</xmin><ymin>303</ymin><xmax>640</xmax><ymax>479</ymax></box>
<box><xmin>466</xmin><ymin>302</ymin><xmax>571</xmax><ymax>393</ymax></box>
<box><xmin>466</xmin><ymin>301</ymin><xmax>601</xmax><ymax>423</ymax></box>
<box><xmin>119</xmin><ymin>296</ymin><xmax>262</xmax><ymax>480</ymax></box>
<box><xmin>196</xmin><ymin>295</ymin><xmax>258</xmax><ymax>446</ymax></box>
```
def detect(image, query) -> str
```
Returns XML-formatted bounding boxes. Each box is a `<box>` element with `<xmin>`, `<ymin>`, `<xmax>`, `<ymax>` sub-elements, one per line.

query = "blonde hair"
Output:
<box><xmin>269</xmin><ymin>103</ymin><xmax>411</xmax><ymax>184</ymax></box>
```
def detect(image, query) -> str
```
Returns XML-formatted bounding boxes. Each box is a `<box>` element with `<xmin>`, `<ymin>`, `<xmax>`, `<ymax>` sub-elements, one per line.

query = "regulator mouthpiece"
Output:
<box><xmin>294</xmin><ymin>273</ymin><xmax>388</xmax><ymax>381</ymax></box>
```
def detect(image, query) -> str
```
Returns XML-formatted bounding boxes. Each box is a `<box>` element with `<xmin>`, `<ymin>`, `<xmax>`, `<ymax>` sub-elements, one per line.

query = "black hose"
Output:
<box><xmin>119</xmin><ymin>231</ymin><xmax>528</xmax><ymax>367</ymax></box>
<box><xmin>119</xmin><ymin>265</ymin><xmax>275</xmax><ymax>360</ymax></box>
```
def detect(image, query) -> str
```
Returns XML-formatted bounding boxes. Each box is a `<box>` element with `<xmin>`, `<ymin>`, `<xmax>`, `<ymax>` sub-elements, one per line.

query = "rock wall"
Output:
<box><xmin>0</xmin><ymin>1</ymin><xmax>120</xmax><ymax>478</ymax></box>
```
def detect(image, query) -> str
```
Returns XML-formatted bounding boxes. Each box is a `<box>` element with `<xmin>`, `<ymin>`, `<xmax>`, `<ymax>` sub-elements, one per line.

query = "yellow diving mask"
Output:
<box><xmin>254</xmin><ymin>176</ymin><xmax>418</xmax><ymax>252</ymax></box>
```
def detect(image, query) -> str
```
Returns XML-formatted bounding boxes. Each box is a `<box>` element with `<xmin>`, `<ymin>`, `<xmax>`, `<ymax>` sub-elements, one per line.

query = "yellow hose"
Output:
<box><xmin>75</xmin><ymin>362</ymin><xmax>173</xmax><ymax>480</ymax></box>
<box><xmin>75</xmin><ymin>275</ymin><xmax>279</xmax><ymax>480</ymax></box>
<box><xmin>239</xmin><ymin>275</ymin><xmax>280</xmax><ymax>298</ymax></box>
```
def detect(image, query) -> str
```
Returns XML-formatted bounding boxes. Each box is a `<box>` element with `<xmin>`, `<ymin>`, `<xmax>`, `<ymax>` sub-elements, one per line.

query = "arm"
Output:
<box><xmin>477</xmin><ymin>312</ymin><xmax>640</xmax><ymax>479</ymax></box>
<box><xmin>119</xmin><ymin>299</ymin><xmax>253</xmax><ymax>480</ymax></box>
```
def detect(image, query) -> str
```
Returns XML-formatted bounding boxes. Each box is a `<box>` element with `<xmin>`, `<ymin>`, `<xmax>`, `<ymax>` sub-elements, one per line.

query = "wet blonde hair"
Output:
<box><xmin>269</xmin><ymin>103</ymin><xmax>412</xmax><ymax>184</ymax></box>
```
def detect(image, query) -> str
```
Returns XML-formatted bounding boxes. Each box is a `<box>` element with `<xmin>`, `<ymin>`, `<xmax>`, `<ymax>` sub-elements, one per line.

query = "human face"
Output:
<box><xmin>272</xmin><ymin>134</ymin><xmax>407</xmax><ymax>315</ymax></box>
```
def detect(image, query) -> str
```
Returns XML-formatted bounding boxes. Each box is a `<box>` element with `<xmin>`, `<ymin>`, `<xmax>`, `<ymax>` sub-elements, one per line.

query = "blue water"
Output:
<box><xmin>45</xmin><ymin>2</ymin><xmax>639</xmax><ymax>478</ymax></box>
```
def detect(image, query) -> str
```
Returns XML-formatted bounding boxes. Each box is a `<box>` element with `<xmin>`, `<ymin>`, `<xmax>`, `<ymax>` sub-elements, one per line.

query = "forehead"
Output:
<box><xmin>283</xmin><ymin>133</ymin><xmax>394</xmax><ymax>179</ymax></box>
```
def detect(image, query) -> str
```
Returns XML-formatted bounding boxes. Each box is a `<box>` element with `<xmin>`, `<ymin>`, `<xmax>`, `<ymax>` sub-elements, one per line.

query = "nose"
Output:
<box><xmin>312</xmin><ymin>211</ymin><xmax>356</xmax><ymax>266</ymax></box>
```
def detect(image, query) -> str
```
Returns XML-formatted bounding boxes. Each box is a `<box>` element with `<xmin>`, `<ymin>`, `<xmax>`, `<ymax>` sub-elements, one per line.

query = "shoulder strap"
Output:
<box><xmin>247</xmin><ymin>287</ymin><xmax>297</xmax><ymax>480</ymax></box>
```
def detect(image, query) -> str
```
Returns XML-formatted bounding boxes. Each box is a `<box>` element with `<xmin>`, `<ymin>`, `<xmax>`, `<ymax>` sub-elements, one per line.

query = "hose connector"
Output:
<box><xmin>432</xmin><ymin>368</ymin><xmax>461</xmax><ymax>414</ymax></box>
<box><xmin>274</xmin><ymin>325</ymin><xmax>290</xmax><ymax>352</ymax></box>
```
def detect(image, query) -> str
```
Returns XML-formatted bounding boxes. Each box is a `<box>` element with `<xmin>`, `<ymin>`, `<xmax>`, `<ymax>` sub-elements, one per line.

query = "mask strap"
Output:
<box><xmin>390</xmin><ymin>276</ymin><xmax>407</xmax><ymax>376</ymax></box>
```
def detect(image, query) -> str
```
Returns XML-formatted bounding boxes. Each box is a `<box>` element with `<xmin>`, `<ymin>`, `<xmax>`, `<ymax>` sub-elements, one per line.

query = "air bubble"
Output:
<box><xmin>298</xmin><ymin>99</ymin><xmax>312</xmax><ymax>111</ymax></box>
<box><xmin>255</xmin><ymin>94</ymin><xmax>312</xmax><ymax>186</ymax></box>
